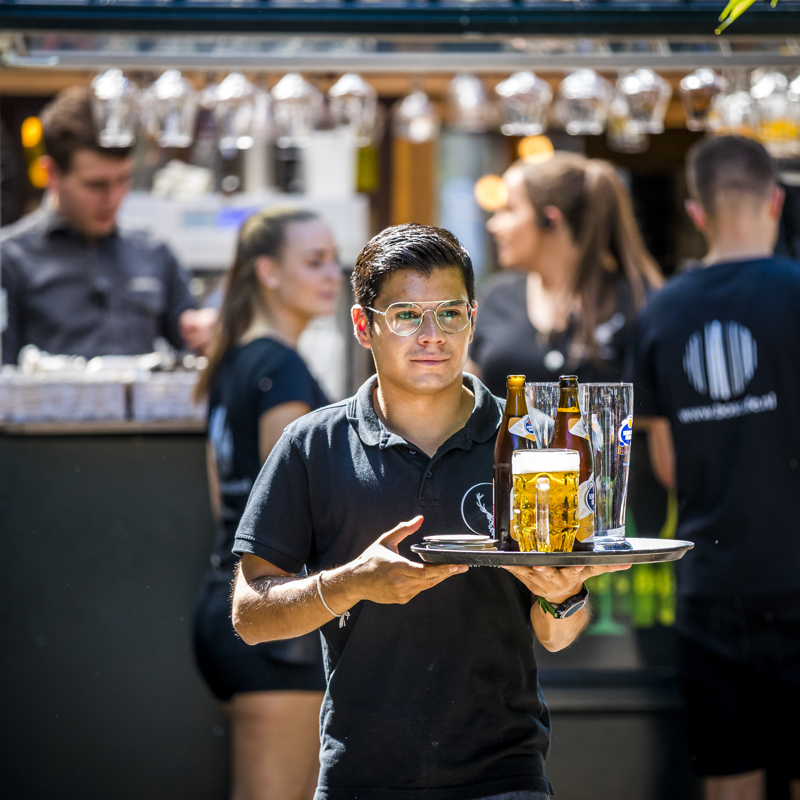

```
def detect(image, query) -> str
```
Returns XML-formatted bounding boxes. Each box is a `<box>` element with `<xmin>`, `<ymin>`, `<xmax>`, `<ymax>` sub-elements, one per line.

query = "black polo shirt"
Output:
<box><xmin>0</xmin><ymin>206</ymin><xmax>195</xmax><ymax>364</ymax></box>
<box><xmin>234</xmin><ymin>374</ymin><xmax>553</xmax><ymax>800</ymax></box>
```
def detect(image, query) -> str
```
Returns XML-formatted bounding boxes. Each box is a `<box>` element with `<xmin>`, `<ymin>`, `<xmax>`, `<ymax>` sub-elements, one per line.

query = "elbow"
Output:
<box><xmin>538</xmin><ymin>636</ymin><xmax>569</xmax><ymax>653</ymax></box>
<box><xmin>231</xmin><ymin>601</ymin><xmax>261</xmax><ymax>646</ymax></box>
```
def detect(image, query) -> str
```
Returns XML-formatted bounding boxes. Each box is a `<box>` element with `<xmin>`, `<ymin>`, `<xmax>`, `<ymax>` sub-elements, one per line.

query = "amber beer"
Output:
<box><xmin>549</xmin><ymin>375</ymin><xmax>595</xmax><ymax>551</ymax></box>
<box><xmin>512</xmin><ymin>449</ymin><xmax>580</xmax><ymax>552</ymax></box>
<box><xmin>494</xmin><ymin>375</ymin><xmax>537</xmax><ymax>551</ymax></box>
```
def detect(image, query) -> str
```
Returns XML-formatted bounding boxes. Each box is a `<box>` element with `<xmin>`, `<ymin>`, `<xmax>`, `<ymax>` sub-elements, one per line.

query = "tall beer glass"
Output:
<box><xmin>578</xmin><ymin>382</ymin><xmax>634</xmax><ymax>549</ymax></box>
<box><xmin>512</xmin><ymin>449</ymin><xmax>580</xmax><ymax>553</ymax></box>
<box><xmin>525</xmin><ymin>382</ymin><xmax>559</xmax><ymax>449</ymax></box>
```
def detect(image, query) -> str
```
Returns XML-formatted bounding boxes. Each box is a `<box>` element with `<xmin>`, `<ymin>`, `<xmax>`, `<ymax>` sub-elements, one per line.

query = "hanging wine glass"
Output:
<box><xmin>447</xmin><ymin>73</ymin><xmax>496</xmax><ymax>133</ymax></box>
<box><xmin>495</xmin><ymin>71</ymin><xmax>553</xmax><ymax>137</ymax></box>
<box><xmin>392</xmin><ymin>89</ymin><xmax>440</xmax><ymax>143</ymax></box>
<box><xmin>709</xmin><ymin>71</ymin><xmax>757</xmax><ymax>138</ymax></box>
<box><xmin>679</xmin><ymin>69</ymin><xmax>727</xmax><ymax>132</ymax></box>
<box><xmin>142</xmin><ymin>70</ymin><xmax>198</xmax><ymax>149</ymax></box>
<box><xmin>750</xmin><ymin>69</ymin><xmax>796</xmax><ymax>158</ymax></box>
<box><xmin>606</xmin><ymin>92</ymin><xmax>649</xmax><ymax>154</ymax></box>
<box><xmin>556</xmin><ymin>69</ymin><xmax>614</xmax><ymax>135</ymax></box>
<box><xmin>91</xmin><ymin>69</ymin><xmax>139</xmax><ymax>148</ymax></box>
<box><xmin>328</xmin><ymin>73</ymin><xmax>378</xmax><ymax>147</ymax></box>
<box><xmin>271</xmin><ymin>73</ymin><xmax>323</xmax><ymax>149</ymax></box>
<box><xmin>213</xmin><ymin>72</ymin><xmax>266</xmax><ymax>153</ymax></box>
<box><xmin>616</xmin><ymin>69</ymin><xmax>672</xmax><ymax>135</ymax></box>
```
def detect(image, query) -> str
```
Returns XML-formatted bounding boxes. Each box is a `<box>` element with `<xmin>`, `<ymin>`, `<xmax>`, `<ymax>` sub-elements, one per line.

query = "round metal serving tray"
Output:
<box><xmin>411</xmin><ymin>537</ymin><xmax>693</xmax><ymax>567</ymax></box>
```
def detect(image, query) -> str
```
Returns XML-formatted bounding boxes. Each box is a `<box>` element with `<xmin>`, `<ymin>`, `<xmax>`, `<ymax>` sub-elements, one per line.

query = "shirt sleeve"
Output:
<box><xmin>627</xmin><ymin>307</ymin><xmax>667</xmax><ymax>418</ymax></box>
<box><xmin>159</xmin><ymin>244</ymin><xmax>196</xmax><ymax>349</ymax></box>
<box><xmin>1</xmin><ymin>246</ymin><xmax>23</xmax><ymax>365</ymax></box>
<box><xmin>233</xmin><ymin>433</ymin><xmax>313</xmax><ymax>574</ymax></box>
<box><xmin>256</xmin><ymin>351</ymin><xmax>323</xmax><ymax>418</ymax></box>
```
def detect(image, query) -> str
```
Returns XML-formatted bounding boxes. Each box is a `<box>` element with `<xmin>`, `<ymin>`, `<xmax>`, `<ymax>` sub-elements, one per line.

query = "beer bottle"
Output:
<box><xmin>494</xmin><ymin>375</ymin><xmax>537</xmax><ymax>551</ymax></box>
<box><xmin>549</xmin><ymin>375</ymin><xmax>595</xmax><ymax>552</ymax></box>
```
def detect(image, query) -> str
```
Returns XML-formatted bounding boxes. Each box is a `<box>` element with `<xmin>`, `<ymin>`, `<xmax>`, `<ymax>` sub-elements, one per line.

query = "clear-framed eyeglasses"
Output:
<box><xmin>367</xmin><ymin>299</ymin><xmax>475</xmax><ymax>337</ymax></box>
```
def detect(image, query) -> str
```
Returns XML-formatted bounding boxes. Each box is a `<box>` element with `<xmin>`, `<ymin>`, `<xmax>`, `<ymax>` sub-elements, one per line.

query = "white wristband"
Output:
<box><xmin>316</xmin><ymin>572</ymin><xmax>350</xmax><ymax>628</ymax></box>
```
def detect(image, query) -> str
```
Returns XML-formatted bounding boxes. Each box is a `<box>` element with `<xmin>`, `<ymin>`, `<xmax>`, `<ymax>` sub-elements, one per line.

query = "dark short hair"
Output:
<box><xmin>686</xmin><ymin>135</ymin><xmax>777</xmax><ymax>214</ymax></box>
<box><xmin>41</xmin><ymin>85</ymin><xmax>133</xmax><ymax>173</ymax></box>
<box><xmin>352</xmin><ymin>224</ymin><xmax>475</xmax><ymax>323</ymax></box>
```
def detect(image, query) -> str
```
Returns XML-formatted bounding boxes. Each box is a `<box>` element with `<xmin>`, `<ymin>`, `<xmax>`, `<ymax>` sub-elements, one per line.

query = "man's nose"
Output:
<box><xmin>417</xmin><ymin>310</ymin><xmax>445</xmax><ymax>340</ymax></box>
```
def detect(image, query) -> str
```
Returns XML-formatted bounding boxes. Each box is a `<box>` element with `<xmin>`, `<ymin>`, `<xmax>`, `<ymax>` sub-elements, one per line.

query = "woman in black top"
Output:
<box><xmin>469</xmin><ymin>152</ymin><xmax>662</xmax><ymax>395</ymax></box>
<box><xmin>193</xmin><ymin>207</ymin><xmax>342</xmax><ymax>800</ymax></box>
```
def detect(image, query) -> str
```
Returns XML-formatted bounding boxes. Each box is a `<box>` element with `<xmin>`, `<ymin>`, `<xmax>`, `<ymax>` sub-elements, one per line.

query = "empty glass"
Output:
<box><xmin>556</xmin><ymin>69</ymin><xmax>613</xmax><ymax>135</ymax></box>
<box><xmin>495</xmin><ymin>71</ymin><xmax>553</xmax><ymax>137</ymax></box>
<box><xmin>525</xmin><ymin>381</ymin><xmax>560</xmax><ymax>450</ymax></box>
<box><xmin>328</xmin><ymin>73</ymin><xmax>378</xmax><ymax>147</ymax></box>
<box><xmin>679</xmin><ymin>68</ymin><xmax>727</xmax><ymax>131</ymax></box>
<box><xmin>447</xmin><ymin>73</ymin><xmax>496</xmax><ymax>133</ymax></box>
<box><xmin>213</xmin><ymin>72</ymin><xmax>265</xmax><ymax>152</ymax></box>
<box><xmin>578</xmin><ymin>382</ymin><xmax>633</xmax><ymax>550</ymax></box>
<box><xmin>142</xmin><ymin>70</ymin><xmax>198</xmax><ymax>149</ymax></box>
<box><xmin>91</xmin><ymin>69</ymin><xmax>139</xmax><ymax>148</ymax></box>
<box><xmin>393</xmin><ymin>89</ymin><xmax>440</xmax><ymax>143</ymax></box>
<box><xmin>271</xmin><ymin>73</ymin><xmax>324</xmax><ymax>148</ymax></box>
<box><xmin>616</xmin><ymin>69</ymin><xmax>672</xmax><ymax>135</ymax></box>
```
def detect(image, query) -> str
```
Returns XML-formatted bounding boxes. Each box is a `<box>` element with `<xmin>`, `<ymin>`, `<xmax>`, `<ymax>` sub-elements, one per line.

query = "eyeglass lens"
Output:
<box><xmin>386</xmin><ymin>301</ymin><xmax>472</xmax><ymax>336</ymax></box>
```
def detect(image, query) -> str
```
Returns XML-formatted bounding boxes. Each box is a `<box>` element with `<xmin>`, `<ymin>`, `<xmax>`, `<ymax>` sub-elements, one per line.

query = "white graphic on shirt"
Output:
<box><xmin>461</xmin><ymin>482</ymin><xmax>494</xmax><ymax>536</ymax></box>
<box><xmin>683</xmin><ymin>320</ymin><xmax>757</xmax><ymax>400</ymax></box>
<box><xmin>208</xmin><ymin>405</ymin><xmax>234</xmax><ymax>480</ymax></box>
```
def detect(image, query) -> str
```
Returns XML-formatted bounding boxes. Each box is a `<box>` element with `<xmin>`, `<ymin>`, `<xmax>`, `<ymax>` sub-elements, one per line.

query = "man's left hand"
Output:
<box><xmin>502</xmin><ymin>563</ymin><xmax>632</xmax><ymax>605</ymax></box>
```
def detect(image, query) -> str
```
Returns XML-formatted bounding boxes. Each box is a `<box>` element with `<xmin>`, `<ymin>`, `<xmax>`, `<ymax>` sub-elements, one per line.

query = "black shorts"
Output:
<box><xmin>192</xmin><ymin>569</ymin><xmax>327</xmax><ymax>702</ymax></box>
<box><xmin>676</xmin><ymin>593</ymin><xmax>800</xmax><ymax>779</ymax></box>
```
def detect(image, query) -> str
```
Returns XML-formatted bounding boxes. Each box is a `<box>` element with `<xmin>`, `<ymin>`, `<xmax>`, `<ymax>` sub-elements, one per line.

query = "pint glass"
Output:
<box><xmin>512</xmin><ymin>449</ymin><xmax>580</xmax><ymax>553</ymax></box>
<box><xmin>578</xmin><ymin>382</ymin><xmax>634</xmax><ymax>549</ymax></box>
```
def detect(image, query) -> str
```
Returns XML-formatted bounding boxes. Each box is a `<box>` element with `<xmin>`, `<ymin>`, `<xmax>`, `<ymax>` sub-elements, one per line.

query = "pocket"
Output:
<box><xmin>122</xmin><ymin>281</ymin><xmax>166</xmax><ymax>317</ymax></box>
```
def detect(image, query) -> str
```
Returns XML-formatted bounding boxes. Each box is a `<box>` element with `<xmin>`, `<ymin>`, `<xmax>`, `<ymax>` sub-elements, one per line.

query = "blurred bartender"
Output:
<box><xmin>0</xmin><ymin>86</ymin><xmax>216</xmax><ymax>365</ymax></box>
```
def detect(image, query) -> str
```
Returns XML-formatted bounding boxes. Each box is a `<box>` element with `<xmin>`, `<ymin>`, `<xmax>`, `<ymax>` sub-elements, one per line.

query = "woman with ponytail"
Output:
<box><xmin>193</xmin><ymin>207</ymin><xmax>342</xmax><ymax>800</ymax></box>
<box><xmin>470</xmin><ymin>152</ymin><xmax>663</xmax><ymax>394</ymax></box>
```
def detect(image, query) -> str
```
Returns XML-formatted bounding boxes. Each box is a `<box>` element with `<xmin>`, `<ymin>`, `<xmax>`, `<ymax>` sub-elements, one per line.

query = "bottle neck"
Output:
<box><xmin>504</xmin><ymin>385</ymin><xmax>529</xmax><ymax>417</ymax></box>
<box><xmin>557</xmin><ymin>384</ymin><xmax>580</xmax><ymax>413</ymax></box>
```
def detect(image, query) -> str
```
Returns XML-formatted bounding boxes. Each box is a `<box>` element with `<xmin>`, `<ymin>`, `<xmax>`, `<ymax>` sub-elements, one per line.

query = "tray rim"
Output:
<box><xmin>411</xmin><ymin>537</ymin><xmax>693</xmax><ymax>567</ymax></box>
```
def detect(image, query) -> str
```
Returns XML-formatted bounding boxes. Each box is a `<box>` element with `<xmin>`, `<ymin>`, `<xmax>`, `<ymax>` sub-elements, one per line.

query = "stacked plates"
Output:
<box><xmin>422</xmin><ymin>534</ymin><xmax>497</xmax><ymax>551</ymax></box>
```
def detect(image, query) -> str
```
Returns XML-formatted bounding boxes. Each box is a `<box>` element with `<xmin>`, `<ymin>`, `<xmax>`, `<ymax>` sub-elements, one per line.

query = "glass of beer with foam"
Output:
<box><xmin>512</xmin><ymin>449</ymin><xmax>581</xmax><ymax>553</ymax></box>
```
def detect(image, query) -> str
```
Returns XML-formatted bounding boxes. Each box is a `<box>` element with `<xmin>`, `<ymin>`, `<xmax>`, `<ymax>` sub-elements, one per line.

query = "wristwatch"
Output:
<box><xmin>537</xmin><ymin>585</ymin><xmax>589</xmax><ymax>619</ymax></box>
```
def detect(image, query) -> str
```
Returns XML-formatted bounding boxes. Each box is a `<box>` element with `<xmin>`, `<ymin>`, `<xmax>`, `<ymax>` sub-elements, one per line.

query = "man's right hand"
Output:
<box><xmin>334</xmin><ymin>515</ymin><xmax>469</xmax><ymax>607</ymax></box>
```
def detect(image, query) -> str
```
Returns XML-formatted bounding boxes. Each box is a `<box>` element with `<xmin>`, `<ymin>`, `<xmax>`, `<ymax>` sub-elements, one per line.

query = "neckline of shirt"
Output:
<box><xmin>347</xmin><ymin>373</ymin><xmax>500</xmax><ymax>452</ymax></box>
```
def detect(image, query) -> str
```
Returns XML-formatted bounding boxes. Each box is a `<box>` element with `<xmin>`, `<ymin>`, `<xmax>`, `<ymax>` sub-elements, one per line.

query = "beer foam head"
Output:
<box><xmin>512</xmin><ymin>448</ymin><xmax>580</xmax><ymax>475</ymax></box>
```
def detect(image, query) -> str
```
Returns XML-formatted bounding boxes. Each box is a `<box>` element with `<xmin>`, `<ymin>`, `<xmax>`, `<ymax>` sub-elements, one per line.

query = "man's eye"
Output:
<box><xmin>439</xmin><ymin>309</ymin><xmax>462</xmax><ymax>319</ymax></box>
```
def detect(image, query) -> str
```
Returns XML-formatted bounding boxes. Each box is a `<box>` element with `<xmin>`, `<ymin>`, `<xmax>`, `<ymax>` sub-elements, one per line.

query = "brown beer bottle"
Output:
<box><xmin>549</xmin><ymin>375</ymin><xmax>595</xmax><ymax>552</ymax></box>
<box><xmin>494</xmin><ymin>375</ymin><xmax>537</xmax><ymax>551</ymax></box>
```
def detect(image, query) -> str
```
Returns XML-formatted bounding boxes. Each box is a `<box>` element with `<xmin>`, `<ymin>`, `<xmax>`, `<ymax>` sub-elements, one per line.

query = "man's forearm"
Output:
<box><xmin>232</xmin><ymin>562</ymin><xmax>361</xmax><ymax>645</ymax></box>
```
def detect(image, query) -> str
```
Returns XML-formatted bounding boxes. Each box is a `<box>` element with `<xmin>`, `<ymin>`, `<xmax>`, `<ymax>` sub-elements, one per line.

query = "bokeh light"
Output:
<box><xmin>21</xmin><ymin>116</ymin><xmax>43</xmax><ymax>149</ymax></box>
<box><xmin>518</xmin><ymin>135</ymin><xmax>555</xmax><ymax>163</ymax></box>
<box><xmin>474</xmin><ymin>174</ymin><xmax>508</xmax><ymax>212</ymax></box>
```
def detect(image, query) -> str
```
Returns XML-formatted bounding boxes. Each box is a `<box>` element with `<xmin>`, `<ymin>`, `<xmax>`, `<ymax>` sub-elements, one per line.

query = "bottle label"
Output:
<box><xmin>576</xmin><ymin>475</ymin><xmax>595</xmax><ymax>543</ymax></box>
<box><xmin>618</xmin><ymin>415</ymin><xmax>633</xmax><ymax>454</ymax></box>
<box><xmin>509</xmin><ymin>415</ymin><xmax>537</xmax><ymax>443</ymax></box>
<box><xmin>569</xmin><ymin>416</ymin><xmax>590</xmax><ymax>440</ymax></box>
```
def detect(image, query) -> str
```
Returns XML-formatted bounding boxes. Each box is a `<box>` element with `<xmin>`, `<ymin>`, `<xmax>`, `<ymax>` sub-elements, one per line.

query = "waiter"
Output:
<box><xmin>0</xmin><ymin>86</ymin><xmax>215</xmax><ymax>365</ymax></box>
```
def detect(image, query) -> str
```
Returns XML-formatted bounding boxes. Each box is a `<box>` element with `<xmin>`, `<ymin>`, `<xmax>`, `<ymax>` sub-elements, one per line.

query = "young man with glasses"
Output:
<box><xmin>232</xmin><ymin>223</ymin><xmax>629</xmax><ymax>800</ymax></box>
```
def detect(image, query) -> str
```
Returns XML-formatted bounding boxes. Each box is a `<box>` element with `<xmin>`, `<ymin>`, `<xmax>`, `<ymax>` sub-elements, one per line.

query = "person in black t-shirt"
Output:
<box><xmin>468</xmin><ymin>152</ymin><xmax>662</xmax><ymax>395</ymax></box>
<box><xmin>630</xmin><ymin>136</ymin><xmax>800</xmax><ymax>800</ymax></box>
<box><xmin>231</xmin><ymin>224</ymin><xmax>630</xmax><ymax>800</ymax></box>
<box><xmin>193</xmin><ymin>207</ymin><xmax>342</xmax><ymax>800</ymax></box>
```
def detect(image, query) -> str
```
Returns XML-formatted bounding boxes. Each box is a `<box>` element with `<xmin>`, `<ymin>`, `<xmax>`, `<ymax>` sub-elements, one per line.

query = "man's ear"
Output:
<box><xmin>254</xmin><ymin>255</ymin><xmax>281</xmax><ymax>290</ymax></box>
<box><xmin>351</xmin><ymin>305</ymin><xmax>372</xmax><ymax>350</ymax></box>
<box><xmin>40</xmin><ymin>155</ymin><xmax>60</xmax><ymax>192</ymax></box>
<box><xmin>684</xmin><ymin>199</ymin><xmax>707</xmax><ymax>233</ymax></box>
<box><xmin>769</xmin><ymin>185</ymin><xmax>785</xmax><ymax>220</ymax></box>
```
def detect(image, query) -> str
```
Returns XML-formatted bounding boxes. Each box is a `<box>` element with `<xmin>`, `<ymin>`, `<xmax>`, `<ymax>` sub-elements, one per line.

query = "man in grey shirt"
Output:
<box><xmin>0</xmin><ymin>85</ymin><xmax>216</xmax><ymax>365</ymax></box>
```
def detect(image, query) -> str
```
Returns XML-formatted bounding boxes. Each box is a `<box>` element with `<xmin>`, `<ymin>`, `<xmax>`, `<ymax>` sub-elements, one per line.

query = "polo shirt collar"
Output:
<box><xmin>347</xmin><ymin>372</ymin><xmax>501</xmax><ymax>451</ymax></box>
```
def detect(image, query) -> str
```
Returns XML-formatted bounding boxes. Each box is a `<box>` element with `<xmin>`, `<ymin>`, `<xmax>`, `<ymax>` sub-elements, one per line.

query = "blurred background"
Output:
<box><xmin>2</xmin><ymin>2</ymin><xmax>800</xmax><ymax>799</ymax></box>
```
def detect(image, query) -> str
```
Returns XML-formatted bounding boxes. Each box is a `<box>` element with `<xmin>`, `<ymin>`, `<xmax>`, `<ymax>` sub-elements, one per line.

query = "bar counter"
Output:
<box><xmin>0</xmin><ymin>418</ymin><xmax>229</xmax><ymax>800</ymax></box>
